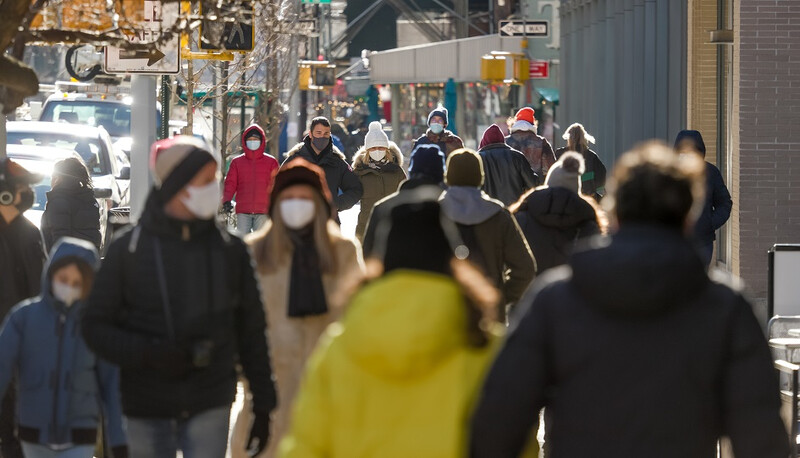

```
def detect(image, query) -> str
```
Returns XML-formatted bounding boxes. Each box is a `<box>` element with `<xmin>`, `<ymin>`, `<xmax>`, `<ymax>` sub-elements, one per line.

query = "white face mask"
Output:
<box><xmin>429</xmin><ymin>123</ymin><xmax>445</xmax><ymax>134</ymax></box>
<box><xmin>369</xmin><ymin>149</ymin><xmax>387</xmax><ymax>162</ymax></box>
<box><xmin>246</xmin><ymin>140</ymin><xmax>261</xmax><ymax>151</ymax></box>
<box><xmin>280</xmin><ymin>198</ymin><xmax>315</xmax><ymax>230</ymax></box>
<box><xmin>181</xmin><ymin>181</ymin><xmax>222</xmax><ymax>220</ymax></box>
<box><xmin>52</xmin><ymin>281</ymin><xmax>82</xmax><ymax>307</ymax></box>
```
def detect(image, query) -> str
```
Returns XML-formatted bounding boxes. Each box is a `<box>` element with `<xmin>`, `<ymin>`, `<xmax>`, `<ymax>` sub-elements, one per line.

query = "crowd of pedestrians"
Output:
<box><xmin>0</xmin><ymin>104</ymin><xmax>784</xmax><ymax>458</ymax></box>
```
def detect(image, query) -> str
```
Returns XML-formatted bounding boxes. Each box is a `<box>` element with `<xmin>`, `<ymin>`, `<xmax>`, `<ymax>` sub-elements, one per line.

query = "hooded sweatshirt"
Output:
<box><xmin>0</xmin><ymin>239</ymin><xmax>126</xmax><ymax>449</ymax></box>
<box><xmin>223</xmin><ymin>124</ymin><xmax>280</xmax><ymax>214</ymax></box>
<box><xmin>470</xmin><ymin>225</ymin><xmax>789</xmax><ymax>458</ymax></box>
<box><xmin>280</xmin><ymin>270</ymin><xmax>501</xmax><ymax>458</ymax></box>
<box><xmin>440</xmin><ymin>187</ymin><xmax>536</xmax><ymax>312</ymax></box>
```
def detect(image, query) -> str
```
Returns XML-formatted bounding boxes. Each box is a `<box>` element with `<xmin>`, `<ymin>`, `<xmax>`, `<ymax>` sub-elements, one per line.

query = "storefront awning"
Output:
<box><xmin>369</xmin><ymin>35</ymin><xmax>526</xmax><ymax>85</ymax></box>
<box><xmin>536</xmin><ymin>87</ymin><xmax>559</xmax><ymax>104</ymax></box>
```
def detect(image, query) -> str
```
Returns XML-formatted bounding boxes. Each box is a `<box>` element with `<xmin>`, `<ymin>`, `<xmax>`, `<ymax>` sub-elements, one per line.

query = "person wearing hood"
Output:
<box><xmin>223</xmin><ymin>125</ymin><xmax>280</xmax><ymax>235</ymax></box>
<box><xmin>505</xmin><ymin>107</ymin><xmax>556</xmax><ymax>177</ymax></box>
<box><xmin>283</xmin><ymin>117</ymin><xmax>363</xmax><ymax>214</ymax></box>
<box><xmin>0</xmin><ymin>158</ymin><xmax>46</xmax><ymax>458</ymax></box>
<box><xmin>81</xmin><ymin>137</ymin><xmax>276</xmax><ymax>458</ymax></box>
<box><xmin>361</xmin><ymin>144</ymin><xmax>446</xmax><ymax>259</ymax></box>
<box><xmin>470</xmin><ymin>143</ymin><xmax>788</xmax><ymax>458</ymax></box>
<box><xmin>411</xmin><ymin>107</ymin><xmax>464</xmax><ymax>157</ymax></box>
<box><xmin>511</xmin><ymin>152</ymin><xmax>604</xmax><ymax>273</ymax></box>
<box><xmin>439</xmin><ymin>149</ymin><xmax>536</xmax><ymax>321</ymax></box>
<box><xmin>478</xmin><ymin>124</ymin><xmax>539</xmax><ymax>206</ymax></box>
<box><xmin>279</xmin><ymin>195</ymin><xmax>513</xmax><ymax>458</ymax></box>
<box><xmin>555</xmin><ymin>123</ymin><xmax>607</xmax><ymax>201</ymax></box>
<box><xmin>0</xmin><ymin>238</ymin><xmax>127</xmax><ymax>458</ymax></box>
<box><xmin>230</xmin><ymin>159</ymin><xmax>364</xmax><ymax>458</ymax></box>
<box><xmin>41</xmin><ymin>157</ymin><xmax>102</xmax><ymax>251</ymax></box>
<box><xmin>352</xmin><ymin>121</ymin><xmax>407</xmax><ymax>241</ymax></box>
<box><xmin>674</xmin><ymin>129</ymin><xmax>732</xmax><ymax>266</ymax></box>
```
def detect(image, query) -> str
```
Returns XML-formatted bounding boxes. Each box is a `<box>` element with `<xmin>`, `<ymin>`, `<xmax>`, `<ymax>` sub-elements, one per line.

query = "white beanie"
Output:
<box><xmin>364</xmin><ymin>121</ymin><xmax>389</xmax><ymax>150</ymax></box>
<box><xmin>545</xmin><ymin>151</ymin><xmax>585</xmax><ymax>194</ymax></box>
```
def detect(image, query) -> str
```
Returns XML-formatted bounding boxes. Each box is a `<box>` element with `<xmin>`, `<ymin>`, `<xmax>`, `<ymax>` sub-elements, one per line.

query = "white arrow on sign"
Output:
<box><xmin>104</xmin><ymin>0</ymin><xmax>180</xmax><ymax>74</ymax></box>
<box><xmin>498</xmin><ymin>21</ymin><xmax>549</xmax><ymax>37</ymax></box>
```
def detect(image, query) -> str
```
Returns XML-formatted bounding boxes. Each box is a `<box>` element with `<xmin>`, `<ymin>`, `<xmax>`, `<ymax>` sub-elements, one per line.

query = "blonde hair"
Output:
<box><xmin>247</xmin><ymin>190</ymin><xmax>339</xmax><ymax>275</ymax></box>
<box><xmin>562</xmin><ymin>123</ymin><xmax>595</xmax><ymax>152</ymax></box>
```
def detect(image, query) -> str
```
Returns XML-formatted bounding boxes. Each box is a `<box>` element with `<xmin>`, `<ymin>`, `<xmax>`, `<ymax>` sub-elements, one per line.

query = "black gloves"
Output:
<box><xmin>246</xmin><ymin>409</ymin><xmax>271</xmax><ymax>456</ymax></box>
<box><xmin>222</xmin><ymin>201</ymin><xmax>234</xmax><ymax>213</ymax></box>
<box><xmin>145</xmin><ymin>341</ymin><xmax>190</xmax><ymax>378</ymax></box>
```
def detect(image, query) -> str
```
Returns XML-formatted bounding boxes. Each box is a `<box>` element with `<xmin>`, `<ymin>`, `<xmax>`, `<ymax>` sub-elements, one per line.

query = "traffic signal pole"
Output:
<box><xmin>130</xmin><ymin>75</ymin><xmax>157</xmax><ymax>223</ymax></box>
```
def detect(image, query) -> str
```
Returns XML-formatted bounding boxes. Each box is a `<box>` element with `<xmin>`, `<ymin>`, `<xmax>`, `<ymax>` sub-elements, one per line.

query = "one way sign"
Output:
<box><xmin>498</xmin><ymin>20</ymin><xmax>549</xmax><ymax>37</ymax></box>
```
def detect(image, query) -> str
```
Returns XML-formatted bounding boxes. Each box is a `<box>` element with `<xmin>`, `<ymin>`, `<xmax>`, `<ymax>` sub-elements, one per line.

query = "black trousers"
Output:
<box><xmin>0</xmin><ymin>385</ymin><xmax>22</xmax><ymax>458</ymax></box>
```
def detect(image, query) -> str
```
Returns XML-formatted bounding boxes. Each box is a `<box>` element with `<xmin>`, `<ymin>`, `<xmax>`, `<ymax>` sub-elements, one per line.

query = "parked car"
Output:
<box><xmin>7</xmin><ymin>121</ymin><xmax>130</xmax><ymax>208</ymax></box>
<box><xmin>7</xmin><ymin>144</ymin><xmax>114</xmax><ymax>252</ymax></box>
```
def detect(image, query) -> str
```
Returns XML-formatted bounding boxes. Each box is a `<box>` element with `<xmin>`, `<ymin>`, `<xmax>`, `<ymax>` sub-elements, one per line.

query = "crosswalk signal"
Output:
<box><xmin>200</xmin><ymin>1</ymin><xmax>255</xmax><ymax>52</ymax></box>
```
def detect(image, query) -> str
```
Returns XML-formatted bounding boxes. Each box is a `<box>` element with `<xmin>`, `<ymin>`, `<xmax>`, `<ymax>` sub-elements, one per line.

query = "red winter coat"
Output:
<box><xmin>223</xmin><ymin>125</ymin><xmax>279</xmax><ymax>214</ymax></box>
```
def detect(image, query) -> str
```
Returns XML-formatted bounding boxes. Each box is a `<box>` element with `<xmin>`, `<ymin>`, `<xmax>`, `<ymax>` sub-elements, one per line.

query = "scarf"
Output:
<box><xmin>287</xmin><ymin>227</ymin><xmax>328</xmax><ymax>317</ymax></box>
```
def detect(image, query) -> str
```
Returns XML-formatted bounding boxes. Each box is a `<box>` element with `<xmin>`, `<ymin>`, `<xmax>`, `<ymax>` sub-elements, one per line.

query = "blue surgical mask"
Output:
<box><xmin>429</xmin><ymin>123</ymin><xmax>444</xmax><ymax>134</ymax></box>
<box><xmin>246</xmin><ymin>140</ymin><xmax>261</xmax><ymax>151</ymax></box>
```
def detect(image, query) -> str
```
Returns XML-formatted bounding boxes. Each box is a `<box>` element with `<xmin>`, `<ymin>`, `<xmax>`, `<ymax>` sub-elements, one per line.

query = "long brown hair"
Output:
<box><xmin>247</xmin><ymin>190</ymin><xmax>339</xmax><ymax>275</ymax></box>
<box><xmin>563</xmin><ymin>123</ymin><xmax>595</xmax><ymax>153</ymax></box>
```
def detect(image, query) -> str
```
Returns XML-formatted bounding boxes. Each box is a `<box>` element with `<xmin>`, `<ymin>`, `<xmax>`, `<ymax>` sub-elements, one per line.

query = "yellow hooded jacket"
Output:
<box><xmin>279</xmin><ymin>270</ymin><xmax>502</xmax><ymax>458</ymax></box>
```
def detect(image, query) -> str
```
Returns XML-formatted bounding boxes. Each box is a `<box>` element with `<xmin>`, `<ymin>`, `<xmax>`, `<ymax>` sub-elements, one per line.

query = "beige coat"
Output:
<box><xmin>231</xmin><ymin>234</ymin><xmax>364</xmax><ymax>458</ymax></box>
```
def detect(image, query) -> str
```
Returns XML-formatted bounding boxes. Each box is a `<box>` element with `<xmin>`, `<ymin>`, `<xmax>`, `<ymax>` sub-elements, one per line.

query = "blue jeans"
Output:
<box><xmin>20</xmin><ymin>443</ymin><xmax>94</xmax><ymax>458</ymax></box>
<box><xmin>126</xmin><ymin>406</ymin><xmax>230</xmax><ymax>458</ymax></box>
<box><xmin>236</xmin><ymin>213</ymin><xmax>267</xmax><ymax>235</ymax></box>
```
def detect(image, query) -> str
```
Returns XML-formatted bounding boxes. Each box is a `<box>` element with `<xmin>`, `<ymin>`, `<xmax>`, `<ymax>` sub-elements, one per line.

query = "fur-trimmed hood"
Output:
<box><xmin>285</xmin><ymin>137</ymin><xmax>347</xmax><ymax>163</ymax></box>
<box><xmin>352</xmin><ymin>142</ymin><xmax>404</xmax><ymax>169</ymax></box>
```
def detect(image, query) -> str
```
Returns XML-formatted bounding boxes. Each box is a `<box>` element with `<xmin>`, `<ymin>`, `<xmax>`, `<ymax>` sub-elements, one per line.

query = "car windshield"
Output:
<box><xmin>40</xmin><ymin>100</ymin><xmax>131</xmax><ymax>137</ymax></box>
<box><xmin>7</xmin><ymin>132</ymin><xmax>110</xmax><ymax>176</ymax></box>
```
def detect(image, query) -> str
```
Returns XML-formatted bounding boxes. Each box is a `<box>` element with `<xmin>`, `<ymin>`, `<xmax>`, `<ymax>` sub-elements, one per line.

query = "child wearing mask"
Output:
<box><xmin>230</xmin><ymin>159</ymin><xmax>364</xmax><ymax>458</ymax></box>
<box><xmin>0</xmin><ymin>238</ymin><xmax>127</xmax><ymax>458</ymax></box>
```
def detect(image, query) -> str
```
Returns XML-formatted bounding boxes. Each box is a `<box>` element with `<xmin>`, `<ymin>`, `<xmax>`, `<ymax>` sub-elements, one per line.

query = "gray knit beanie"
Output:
<box><xmin>545</xmin><ymin>151</ymin><xmax>585</xmax><ymax>194</ymax></box>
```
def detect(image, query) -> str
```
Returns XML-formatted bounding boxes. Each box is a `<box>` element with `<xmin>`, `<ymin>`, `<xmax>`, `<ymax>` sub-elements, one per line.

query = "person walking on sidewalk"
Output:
<box><xmin>674</xmin><ymin>129</ymin><xmax>732</xmax><ymax>266</ymax></box>
<box><xmin>223</xmin><ymin>124</ymin><xmax>280</xmax><ymax>235</ymax></box>
<box><xmin>412</xmin><ymin>107</ymin><xmax>464</xmax><ymax>157</ymax></box>
<box><xmin>41</xmin><ymin>157</ymin><xmax>102</xmax><ymax>251</ymax></box>
<box><xmin>0</xmin><ymin>238</ymin><xmax>127</xmax><ymax>458</ymax></box>
<box><xmin>470</xmin><ymin>143</ymin><xmax>788</xmax><ymax>458</ymax></box>
<box><xmin>440</xmin><ymin>149</ymin><xmax>536</xmax><ymax>321</ymax></box>
<box><xmin>82</xmin><ymin>137</ymin><xmax>277</xmax><ymax>458</ymax></box>
<box><xmin>361</xmin><ymin>144</ymin><xmax>446</xmax><ymax>259</ymax></box>
<box><xmin>279</xmin><ymin>196</ymin><xmax>509</xmax><ymax>458</ymax></box>
<box><xmin>555</xmin><ymin>123</ymin><xmax>607</xmax><ymax>201</ymax></box>
<box><xmin>0</xmin><ymin>158</ymin><xmax>46</xmax><ymax>458</ymax></box>
<box><xmin>230</xmin><ymin>159</ymin><xmax>364</xmax><ymax>458</ymax></box>
<box><xmin>505</xmin><ymin>107</ymin><xmax>556</xmax><ymax>177</ymax></box>
<box><xmin>352</xmin><ymin>122</ymin><xmax>406</xmax><ymax>241</ymax></box>
<box><xmin>511</xmin><ymin>152</ymin><xmax>604</xmax><ymax>273</ymax></box>
<box><xmin>283</xmin><ymin>117</ymin><xmax>363</xmax><ymax>215</ymax></box>
<box><xmin>478</xmin><ymin>124</ymin><xmax>539</xmax><ymax>206</ymax></box>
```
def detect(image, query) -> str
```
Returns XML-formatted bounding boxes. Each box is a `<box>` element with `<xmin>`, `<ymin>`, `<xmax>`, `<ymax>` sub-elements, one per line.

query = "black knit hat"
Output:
<box><xmin>374</xmin><ymin>187</ymin><xmax>466</xmax><ymax>275</ymax></box>
<box><xmin>408</xmin><ymin>144</ymin><xmax>446</xmax><ymax>182</ymax></box>
<box><xmin>427</xmin><ymin>108</ymin><xmax>449</xmax><ymax>127</ymax></box>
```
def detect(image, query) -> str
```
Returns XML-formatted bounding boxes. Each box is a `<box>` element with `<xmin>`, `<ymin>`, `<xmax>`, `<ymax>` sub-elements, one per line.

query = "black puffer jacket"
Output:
<box><xmin>41</xmin><ymin>186</ymin><xmax>101</xmax><ymax>251</ymax></box>
<box><xmin>283</xmin><ymin>136</ymin><xmax>363</xmax><ymax>212</ymax></box>
<box><xmin>0</xmin><ymin>215</ymin><xmax>45</xmax><ymax>320</ymax></box>
<box><xmin>82</xmin><ymin>191</ymin><xmax>276</xmax><ymax>418</ymax></box>
<box><xmin>478</xmin><ymin>143</ymin><xmax>539</xmax><ymax>206</ymax></box>
<box><xmin>470</xmin><ymin>225</ymin><xmax>788</xmax><ymax>458</ymax></box>
<box><xmin>514</xmin><ymin>187</ymin><xmax>599</xmax><ymax>272</ymax></box>
<box><xmin>696</xmin><ymin>161</ymin><xmax>732</xmax><ymax>244</ymax></box>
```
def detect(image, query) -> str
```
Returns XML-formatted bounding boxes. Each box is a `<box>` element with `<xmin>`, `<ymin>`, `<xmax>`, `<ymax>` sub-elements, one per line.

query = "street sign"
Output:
<box><xmin>200</xmin><ymin>1</ymin><xmax>255</xmax><ymax>52</ymax></box>
<box><xmin>104</xmin><ymin>1</ymin><xmax>180</xmax><ymax>74</ymax></box>
<box><xmin>498</xmin><ymin>20</ymin><xmax>549</xmax><ymax>37</ymax></box>
<box><xmin>529</xmin><ymin>60</ymin><xmax>549</xmax><ymax>79</ymax></box>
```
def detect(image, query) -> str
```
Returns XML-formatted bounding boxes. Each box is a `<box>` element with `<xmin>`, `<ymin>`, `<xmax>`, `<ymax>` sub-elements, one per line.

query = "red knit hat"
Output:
<box><xmin>479</xmin><ymin>124</ymin><xmax>506</xmax><ymax>149</ymax></box>
<box><xmin>270</xmin><ymin>158</ymin><xmax>332</xmax><ymax>215</ymax></box>
<box><xmin>515</xmin><ymin>107</ymin><xmax>536</xmax><ymax>124</ymax></box>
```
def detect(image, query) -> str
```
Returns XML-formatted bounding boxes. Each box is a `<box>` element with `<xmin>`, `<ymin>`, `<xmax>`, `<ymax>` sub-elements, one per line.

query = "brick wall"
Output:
<box><xmin>687</xmin><ymin>0</ymin><xmax>719</xmax><ymax>165</ymax></box>
<box><xmin>737</xmin><ymin>0</ymin><xmax>800</xmax><ymax>299</ymax></box>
